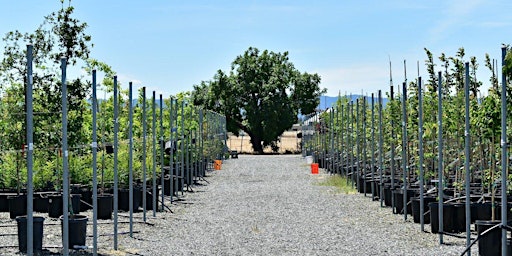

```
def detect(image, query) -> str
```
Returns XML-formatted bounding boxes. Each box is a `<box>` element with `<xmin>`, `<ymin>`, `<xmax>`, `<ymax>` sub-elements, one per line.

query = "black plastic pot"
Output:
<box><xmin>357</xmin><ymin>177</ymin><xmax>372</xmax><ymax>194</ymax></box>
<box><xmin>71</xmin><ymin>194</ymin><xmax>81</xmax><ymax>215</ymax></box>
<box><xmin>163</xmin><ymin>177</ymin><xmax>174</xmax><ymax>196</ymax></box>
<box><xmin>48</xmin><ymin>195</ymin><xmax>63</xmax><ymax>218</ymax></box>
<box><xmin>472</xmin><ymin>202</ymin><xmax>493</xmax><ymax>222</ymax></box>
<box><xmin>392</xmin><ymin>189</ymin><xmax>416</xmax><ymax>215</ymax></box>
<box><xmin>0</xmin><ymin>194</ymin><xmax>8</xmax><ymax>212</ymax></box>
<box><xmin>97</xmin><ymin>194</ymin><xmax>113</xmax><ymax>220</ymax></box>
<box><xmin>383</xmin><ymin>185</ymin><xmax>393</xmax><ymax>207</ymax></box>
<box><xmin>371</xmin><ymin>181</ymin><xmax>380</xmax><ymax>200</ymax></box>
<box><xmin>16</xmin><ymin>216</ymin><xmax>45</xmax><ymax>253</ymax></box>
<box><xmin>411</xmin><ymin>196</ymin><xmax>436</xmax><ymax>224</ymax></box>
<box><xmin>8</xmin><ymin>195</ymin><xmax>27</xmax><ymax>219</ymax></box>
<box><xmin>118</xmin><ymin>187</ymin><xmax>142</xmax><ymax>212</ymax></box>
<box><xmin>33</xmin><ymin>196</ymin><xmax>49</xmax><ymax>213</ymax></box>
<box><xmin>429</xmin><ymin>202</ymin><xmax>467</xmax><ymax>233</ymax></box>
<box><xmin>475</xmin><ymin>220</ymin><xmax>505</xmax><ymax>256</ymax></box>
<box><xmin>429</xmin><ymin>202</ymin><xmax>454</xmax><ymax>234</ymax></box>
<box><xmin>144</xmin><ymin>188</ymin><xmax>160</xmax><ymax>211</ymax></box>
<box><xmin>61</xmin><ymin>214</ymin><xmax>88</xmax><ymax>249</ymax></box>
<box><xmin>79</xmin><ymin>188</ymin><xmax>92</xmax><ymax>211</ymax></box>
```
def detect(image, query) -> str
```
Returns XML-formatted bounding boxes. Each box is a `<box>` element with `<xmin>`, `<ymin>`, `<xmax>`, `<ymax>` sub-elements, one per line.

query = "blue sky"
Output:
<box><xmin>1</xmin><ymin>0</ymin><xmax>511</xmax><ymax>97</ymax></box>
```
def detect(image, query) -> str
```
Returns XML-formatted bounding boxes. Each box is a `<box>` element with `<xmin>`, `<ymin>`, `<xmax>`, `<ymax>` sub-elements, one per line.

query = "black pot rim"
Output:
<box><xmin>475</xmin><ymin>219</ymin><xmax>502</xmax><ymax>225</ymax></box>
<box><xmin>15</xmin><ymin>215</ymin><xmax>45</xmax><ymax>222</ymax></box>
<box><xmin>59</xmin><ymin>214</ymin><xmax>88</xmax><ymax>221</ymax></box>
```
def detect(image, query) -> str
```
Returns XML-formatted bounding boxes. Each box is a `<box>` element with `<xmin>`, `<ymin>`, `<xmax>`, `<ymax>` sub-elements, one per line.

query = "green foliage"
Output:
<box><xmin>192</xmin><ymin>47</ymin><xmax>325</xmax><ymax>153</ymax></box>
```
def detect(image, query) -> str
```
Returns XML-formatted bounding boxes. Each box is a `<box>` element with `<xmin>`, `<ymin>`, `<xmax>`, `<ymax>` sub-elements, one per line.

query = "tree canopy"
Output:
<box><xmin>192</xmin><ymin>47</ymin><xmax>324</xmax><ymax>154</ymax></box>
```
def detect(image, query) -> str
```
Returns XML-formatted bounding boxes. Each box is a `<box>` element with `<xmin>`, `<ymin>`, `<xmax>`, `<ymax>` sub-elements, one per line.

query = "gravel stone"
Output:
<box><xmin>0</xmin><ymin>155</ymin><xmax>474</xmax><ymax>255</ymax></box>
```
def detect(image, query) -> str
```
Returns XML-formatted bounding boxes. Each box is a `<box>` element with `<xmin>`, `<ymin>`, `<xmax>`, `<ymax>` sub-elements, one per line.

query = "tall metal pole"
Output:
<box><xmin>390</xmin><ymin>86</ymin><xmax>396</xmax><ymax>211</ymax></box>
<box><xmin>152</xmin><ymin>91</ymin><xmax>157</xmax><ymax>217</ymax></box>
<box><xmin>142</xmin><ymin>87</ymin><xmax>147</xmax><ymax>221</ymax></box>
<box><xmin>464</xmin><ymin>62</ymin><xmax>472</xmax><ymax>255</ymax></box>
<box><xmin>345</xmin><ymin>99</ymin><xmax>349</xmax><ymax>181</ymax></box>
<box><xmin>339</xmin><ymin>103</ymin><xmax>342</xmax><ymax>176</ymax></box>
<box><xmin>328</xmin><ymin>107</ymin><xmax>334</xmax><ymax>173</ymax></box>
<box><xmin>401</xmin><ymin>82</ymin><xmax>408</xmax><ymax>220</ymax></box>
<box><xmin>349</xmin><ymin>101</ymin><xmax>354</xmax><ymax>187</ymax></box>
<box><xmin>501</xmin><ymin>46</ymin><xmax>508</xmax><ymax>256</ymax></box>
<box><xmin>128</xmin><ymin>82</ymin><xmax>134</xmax><ymax>237</ymax></box>
<box><xmin>91</xmin><ymin>70</ymin><xmax>98</xmax><ymax>255</ymax></box>
<box><xmin>363</xmin><ymin>97</ymin><xmax>368</xmax><ymax>196</ymax></box>
<box><xmin>180</xmin><ymin>100</ymin><xmax>185</xmax><ymax>195</ymax></box>
<box><xmin>371</xmin><ymin>93</ymin><xmax>375</xmax><ymax>200</ymax></box>
<box><xmin>26</xmin><ymin>44</ymin><xmax>34</xmax><ymax>256</ymax></box>
<box><xmin>378</xmin><ymin>90</ymin><xmax>384</xmax><ymax>207</ymax></box>
<box><xmin>199</xmin><ymin>108</ymin><xmax>204</xmax><ymax>178</ymax></box>
<box><xmin>356</xmin><ymin>99</ymin><xmax>360</xmax><ymax>192</ymax></box>
<box><xmin>437</xmin><ymin>71</ymin><xmax>444</xmax><ymax>244</ymax></box>
<box><xmin>113</xmin><ymin>76</ymin><xmax>119</xmax><ymax>249</ymax></box>
<box><xmin>159</xmin><ymin>94</ymin><xmax>165</xmax><ymax>211</ymax></box>
<box><xmin>169</xmin><ymin>98</ymin><xmax>175</xmax><ymax>204</ymax></box>
<box><xmin>418</xmin><ymin>77</ymin><xmax>425</xmax><ymax>231</ymax></box>
<box><xmin>61</xmin><ymin>57</ymin><xmax>70</xmax><ymax>256</ymax></box>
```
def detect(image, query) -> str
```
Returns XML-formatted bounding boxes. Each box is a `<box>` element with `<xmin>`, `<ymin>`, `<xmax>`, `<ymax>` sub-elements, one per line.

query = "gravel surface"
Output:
<box><xmin>0</xmin><ymin>155</ymin><xmax>473</xmax><ymax>255</ymax></box>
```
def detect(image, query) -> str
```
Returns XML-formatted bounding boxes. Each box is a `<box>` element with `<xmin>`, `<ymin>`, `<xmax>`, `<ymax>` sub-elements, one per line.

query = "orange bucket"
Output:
<box><xmin>214</xmin><ymin>160</ymin><xmax>222</xmax><ymax>170</ymax></box>
<box><xmin>311</xmin><ymin>163</ymin><xmax>319</xmax><ymax>174</ymax></box>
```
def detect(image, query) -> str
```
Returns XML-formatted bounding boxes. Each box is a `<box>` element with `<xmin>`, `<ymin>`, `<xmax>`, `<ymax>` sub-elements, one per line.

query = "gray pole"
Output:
<box><xmin>437</xmin><ymin>71</ymin><xmax>444</xmax><ymax>244</ymax></box>
<box><xmin>350</xmin><ymin>101</ymin><xmax>354</xmax><ymax>187</ymax></box>
<box><xmin>362</xmin><ymin>97</ymin><xmax>368</xmax><ymax>196</ymax></box>
<box><xmin>401</xmin><ymin>82</ymin><xmax>408</xmax><ymax>220</ymax></box>
<box><xmin>371</xmin><ymin>93</ymin><xmax>375</xmax><ymax>200</ymax></box>
<box><xmin>180</xmin><ymin>100</ymin><xmax>185</xmax><ymax>195</ymax></box>
<box><xmin>329</xmin><ymin>107</ymin><xmax>334</xmax><ymax>173</ymax></box>
<box><xmin>418</xmin><ymin>77</ymin><xmax>425</xmax><ymax>231</ymax></box>
<box><xmin>348</xmin><ymin>101</ymin><xmax>353</xmax><ymax>185</ymax></box>
<box><xmin>378</xmin><ymin>90</ymin><xmax>384</xmax><ymax>207</ymax></box>
<box><xmin>336</xmin><ymin>101</ymin><xmax>346</xmax><ymax>177</ymax></box>
<box><xmin>91</xmin><ymin>71</ymin><xmax>98</xmax><ymax>255</ymax></box>
<box><xmin>501</xmin><ymin>46</ymin><xmax>508</xmax><ymax>256</ymax></box>
<box><xmin>128</xmin><ymin>82</ymin><xmax>134</xmax><ymax>237</ymax></box>
<box><xmin>61</xmin><ymin>57</ymin><xmax>70</xmax><ymax>256</ymax></box>
<box><xmin>169</xmin><ymin>98</ymin><xmax>175</xmax><ymax>204</ymax></box>
<box><xmin>390</xmin><ymin>86</ymin><xmax>396</xmax><ymax>211</ymax></box>
<box><xmin>26</xmin><ymin>44</ymin><xmax>34</xmax><ymax>256</ymax></box>
<box><xmin>152</xmin><ymin>91</ymin><xmax>157</xmax><ymax>217</ymax></box>
<box><xmin>142</xmin><ymin>87</ymin><xmax>147</xmax><ymax>221</ymax></box>
<box><xmin>113</xmin><ymin>76</ymin><xmax>119</xmax><ymax>249</ymax></box>
<box><xmin>464</xmin><ymin>62</ymin><xmax>471</xmax><ymax>255</ymax></box>
<box><xmin>356</xmin><ymin>99</ymin><xmax>360</xmax><ymax>191</ymax></box>
<box><xmin>159</xmin><ymin>94</ymin><xmax>165</xmax><ymax>212</ymax></box>
<box><xmin>345</xmin><ymin>100</ymin><xmax>349</xmax><ymax>182</ymax></box>
<box><xmin>199</xmin><ymin>108</ymin><xmax>204</xmax><ymax>178</ymax></box>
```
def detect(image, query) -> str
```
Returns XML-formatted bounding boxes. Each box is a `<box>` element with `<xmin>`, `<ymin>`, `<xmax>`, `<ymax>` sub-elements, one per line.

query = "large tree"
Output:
<box><xmin>192</xmin><ymin>47</ymin><xmax>324</xmax><ymax>154</ymax></box>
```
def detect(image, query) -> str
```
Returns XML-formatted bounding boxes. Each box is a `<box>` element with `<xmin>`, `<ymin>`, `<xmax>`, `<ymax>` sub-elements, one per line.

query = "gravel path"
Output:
<box><xmin>0</xmin><ymin>155</ymin><xmax>472</xmax><ymax>255</ymax></box>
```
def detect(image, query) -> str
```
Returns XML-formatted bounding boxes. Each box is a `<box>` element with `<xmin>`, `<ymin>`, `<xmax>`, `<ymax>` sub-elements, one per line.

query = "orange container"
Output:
<box><xmin>214</xmin><ymin>160</ymin><xmax>222</xmax><ymax>170</ymax></box>
<box><xmin>311</xmin><ymin>163</ymin><xmax>319</xmax><ymax>174</ymax></box>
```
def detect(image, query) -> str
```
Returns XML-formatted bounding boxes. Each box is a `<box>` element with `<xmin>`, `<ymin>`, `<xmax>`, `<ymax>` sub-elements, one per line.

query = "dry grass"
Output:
<box><xmin>316</xmin><ymin>175</ymin><xmax>357</xmax><ymax>194</ymax></box>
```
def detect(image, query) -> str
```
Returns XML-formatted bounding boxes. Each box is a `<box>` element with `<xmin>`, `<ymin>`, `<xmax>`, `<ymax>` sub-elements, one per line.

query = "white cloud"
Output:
<box><xmin>314</xmin><ymin>65</ymin><xmax>389</xmax><ymax>96</ymax></box>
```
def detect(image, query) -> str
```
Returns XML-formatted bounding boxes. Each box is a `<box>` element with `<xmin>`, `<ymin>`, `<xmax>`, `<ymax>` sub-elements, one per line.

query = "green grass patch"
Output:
<box><xmin>316</xmin><ymin>175</ymin><xmax>357</xmax><ymax>194</ymax></box>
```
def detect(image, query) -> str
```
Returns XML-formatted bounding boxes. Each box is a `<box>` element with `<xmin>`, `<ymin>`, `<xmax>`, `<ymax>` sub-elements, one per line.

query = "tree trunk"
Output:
<box><xmin>250</xmin><ymin>136</ymin><xmax>264</xmax><ymax>154</ymax></box>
